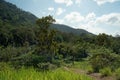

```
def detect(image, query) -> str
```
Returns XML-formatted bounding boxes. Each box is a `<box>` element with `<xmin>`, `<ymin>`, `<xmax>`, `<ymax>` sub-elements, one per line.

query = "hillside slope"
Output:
<box><xmin>0</xmin><ymin>0</ymin><xmax>37</xmax><ymax>27</ymax></box>
<box><xmin>0</xmin><ymin>0</ymin><xmax>93</xmax><ymax>35</ymax></box>
<box><xmin>51</xmin><ymin>24</ymin><xmax>93</xmax><ymax>35</ymax></box>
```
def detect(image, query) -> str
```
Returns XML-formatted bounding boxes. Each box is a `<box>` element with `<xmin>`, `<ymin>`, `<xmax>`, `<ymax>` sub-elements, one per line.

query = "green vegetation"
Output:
<box><xmin>0</xmin><ymin>64</ymin><xmax>93</xmax><ymax>80</ymax></box>
<box><xmin>71</xmin><ymin>61</ymin><xmax>92</xmax><ymax>71</ymax></box>
<box><xmin>115</xmin><ymin>68</ymin><xmax>120</xmax><ymax>80</ymax></box>
<box><xmin>99</xmin><ymin>67</ymin><xmax>112</xmax><ymax>77</ymax></box>
<box><xmin>0</xmin><ymin>0</ymin><xmax>120</xmax><ymax>80</ymax></box>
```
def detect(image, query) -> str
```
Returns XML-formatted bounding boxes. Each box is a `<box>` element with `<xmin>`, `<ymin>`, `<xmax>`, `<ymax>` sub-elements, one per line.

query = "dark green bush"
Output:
<box><xmin>89</xmin><ymin>47</ymin><xmax>120</xmax><ymax>72</ymax></box>
<box><xmin>0</xmin><ymin>62</ymin><xmax>11</xmax><ymax>71</ymax></box>
<box><xmin>37</xmin><ymin>62</ymin><xmax>57</xmax><ymax>71</ymax></box>
<box><xmin>0</xmin><ymin>46</ymin><xmax>31</xmax><ymax>62</ymax></box>
<box><xmin>99</xmin><ymin>67</ymin><xmax>112</xmax><ymax>77</ymax></box>
<box><xmin>115</xmin><ymin>68</ymin><xmax>120</xmax><ymax>80</ymax></box>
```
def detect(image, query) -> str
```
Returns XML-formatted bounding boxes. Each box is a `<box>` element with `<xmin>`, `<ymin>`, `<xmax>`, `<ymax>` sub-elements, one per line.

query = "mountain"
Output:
<box><xmin>0</xmin><ymin>0</ymin><xmax>37</xmax><ymax>27</ymax></box>
<box><xmin>51</xmin><ymin>24</ymin><xmax>93</xmax><ymax>35</ymax></box>
<box><xmin>0</xmin><ymin>0</ymin><xmax>93</xmax><ymax>35</ymax></box>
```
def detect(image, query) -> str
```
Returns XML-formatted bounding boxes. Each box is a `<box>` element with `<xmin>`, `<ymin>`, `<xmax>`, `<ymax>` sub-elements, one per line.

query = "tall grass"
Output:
<box><xmin>0</xmin><ymin>67</ymin><xmax>94</xmax><ymax>80</ymax></box>
<box><xmin>71</xmin><ymin>61</ymin><xmax>92</xmax><ymax>71</ymax></box>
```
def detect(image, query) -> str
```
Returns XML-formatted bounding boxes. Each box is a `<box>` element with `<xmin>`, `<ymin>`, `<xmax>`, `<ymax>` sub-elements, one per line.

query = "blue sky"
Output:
<box><xmin>6</xmin><ymin>0</ymin><xmax>120</xmax><ymax>35</ymax></box>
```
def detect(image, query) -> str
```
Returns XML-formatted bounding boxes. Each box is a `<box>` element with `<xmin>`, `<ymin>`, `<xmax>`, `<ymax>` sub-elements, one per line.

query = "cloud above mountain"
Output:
<box><xmin>6</xmin><ymin>0</ymin><xmax>120</xmax><ymax>35</ymax></box>
<box><xmin>56</xmin><ymin>12</ymin><xmax>120</xmax><ymax>35</ymax></box>
<box><xmin>54</xmin><ymin>0</ymin><xmax>73</xmax><ymax>6</ymax></box>
<box><xmin>93</xmin><ymin>0</ymin><xmax>119</xmax><ymax>5</ymax></box>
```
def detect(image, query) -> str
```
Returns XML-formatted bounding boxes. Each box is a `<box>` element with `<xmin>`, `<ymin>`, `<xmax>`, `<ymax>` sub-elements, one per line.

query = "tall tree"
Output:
<box><xmin>35</xmin><ymin>15</ymin><xmax>57</xmax><ymax>62</ymax></box>
<box><xmin>96</xmin><ymin>33</ymin><xmax>111</xmax><ymax>47</ymax></box>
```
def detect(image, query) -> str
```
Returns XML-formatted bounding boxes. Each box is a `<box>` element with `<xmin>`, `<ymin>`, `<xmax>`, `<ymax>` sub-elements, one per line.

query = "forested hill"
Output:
<box><xmin>51</xmin><ymin>24</ymin><xmax>93</xmax><ymax>35</ymax></box>
<box><xmin>0</xmin><ymin>0</ymin><xmax>92</xmax><ymax>35</ymax></box>
<box><xmin>0</xmin><ymin>0</ymin><xmax>37</xmax><ymax>27</ymax></box>
<box><xmin>0</xmin><ymin>0</ymin><xmax>120</xmax><ymax>79</ymax></box>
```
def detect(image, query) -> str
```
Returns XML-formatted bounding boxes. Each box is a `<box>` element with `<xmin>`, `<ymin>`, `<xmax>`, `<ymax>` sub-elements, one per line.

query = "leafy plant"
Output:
<box><xmin>99</xmin><ymin>67</ymin><xmax>112</xmax><ymax>77</ymax></box>
<box><xmin>115</xmin><ymin>68</ymin><xmax>120</xmax><ymax>80</ymax></box>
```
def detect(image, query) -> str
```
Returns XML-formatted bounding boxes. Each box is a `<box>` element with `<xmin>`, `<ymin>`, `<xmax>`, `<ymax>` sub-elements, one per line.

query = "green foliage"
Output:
<box><xmin>35</xmin><ymin>16</ymin><xmax>58</xmax><ymax>63</ymax></box>
<box><xmin>0</xmin><ymin>1</ymin><xmax>120</xmax><ymax>78</ymax></box>
<box><xmin>89</xmin><ymin>47</ymin><xmax>120</xmax><ymax>72</ymax></box>
<box><xmin>71</xmin><ymin>61</ymin><xmax>92</xmax><ymax>71</ymax></box>
<box><xmin>73</xmin><ymin>43</ymin><xmax>89</xmax><ymax>60</ymax></box>
<box><xmin>87</xmin><ymin>67</ymin><xmax>94</xmax><ymax>74</ymax></box>
<box><xmin>51</xmin><ymin>24</ymin><xmax>93</xmax><ymax>36</ymax></box>
<box><xmin>0</xmin><ymin>0</ymin><xmax>37</xmax><ymax>47</ymax></box>
<box><xmin>111</xmin><ymin>37</ymin><xmax>120</xmax><ymax>54</ymax></box>
<box><xmin>37</xmin><ymin>62</ymin><xmax>57</xmax><ymax>71</ymax></box>
<box><xmin>0</xmin><ymin>46</ymin><xmax>31</xmax><ymax>62</ymax></box>
<box><xmin>99</xmin><ymin>67</ymin><xmax>112</xmax><ymax>77</ymax></box>
<box><xmin>0</xmin><ymin>0</ymin><xmax>37</xmax><ymax>27</ymax></box>
<box><xmin>0</xmin><ymin>67</ymin><xmax>94</xmax><ymax>80</ymax></box>
<box><xmin>36</xmin><ymin>15</ymin><xmax>55</xmax><ymax>28</ymax></box>
<box><xmin>0</xmin><ymin>62</ymin><xmax>10</xmax><ymax>71</ymax></box>
<box><xmin>10</xmin><ymin>27</ymin><xmax>36</xmax><ymax>46</ymax></box>
<box><xmin>115</xmin><ymin>68</ymin><xmax>120</xmax><ymax>80</ymax></box>
<box><xmin>95</xmin><ymin>33</ymin><xmax>111</xmax><ymax>47</ymax></box>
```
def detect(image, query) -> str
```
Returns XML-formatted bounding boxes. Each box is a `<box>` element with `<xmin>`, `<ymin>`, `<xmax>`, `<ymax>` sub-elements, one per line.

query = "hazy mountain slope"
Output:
<box><xmin>0</xmin><ymin>0</ymin><xmax>93</xmax><ymax>35</ymax></box>
<box><xmin>51</xmin><ymin>24</ymin><xmax>93</xmax><ymax>35</ymax></box>
<box><xmin>0</xmin><ymin>0</ymin><xmax>37</xmax><ymax>27</ymax></box>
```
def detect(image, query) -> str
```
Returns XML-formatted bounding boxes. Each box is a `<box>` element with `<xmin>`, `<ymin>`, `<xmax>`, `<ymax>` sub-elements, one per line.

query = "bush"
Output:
<box><xmin>99</xmin><ymin>67</ymin><xmax>112</xmax><ymax>77</ymax></box>
<box><xmin>37</xmin><ymin>62</ymin><xmax>57</xmax><ymax>71</ymax></box>
<box><xmin>87</xmin><ymin>67</ymin><xmax>93</xmax><ymax>74</ymax></box>
<box><xmin>115</xmin><ymin>68</ymin><xmax>120</xmax><ymax>80</ymax></box>
<box><xmin>0</xmin><ymin>46</ymin><xmax>31</xmax><ymax>62</ymax></box>
<box><xmin>0</xmin><ymin>62</ymin><xmax>10</xmax><ymax>71</ymax></box>
<box><xmin>52</xmin><ymin>59</ymin><xmax>64</xmax><ymax>67</ymax></box>
<box><xmin>89</xmin><ymin>47</ymin><xmax>120</xmax><ymax>72</ymax></box>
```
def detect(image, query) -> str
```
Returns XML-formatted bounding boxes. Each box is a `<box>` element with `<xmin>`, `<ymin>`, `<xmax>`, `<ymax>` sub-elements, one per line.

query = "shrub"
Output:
<box><xmin>99</xmin><ymin>67</ymin><xmax>112</xmax><ymax>77</ymax></box>
<box><xmin>115</xmin><ymin>68</ymin><xmax>120</xmax><ymax>80</ymax></box>
<box><xmin>87</xmin><ymin>67</ymin><xmax>93</xmax><ymax>74</ymax></box>
<box><xmin>89</xmin><ymin>47</ymin><xmax>120</xmax><ymax>72</ymax></box>
<box><xmin>0</xmin><ymin>62</ymin><xmax>10</xmax><ymax>71</ymax></box>
<box><xmin>0</xmin><ymin>46</ymin><xmax>31</xmax><ymax>62</ymax></box>
<box><xmin>37</xmin><ymin>62</ymin><xmax>57</xmax><ymax>71</ymax></box>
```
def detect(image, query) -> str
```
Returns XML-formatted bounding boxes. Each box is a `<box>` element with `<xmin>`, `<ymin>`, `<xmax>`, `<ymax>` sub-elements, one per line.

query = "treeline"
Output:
<box><xmin>0</xmin><ymin>16</ymin><xmax>120</xmax><ymax>77</ymax></box>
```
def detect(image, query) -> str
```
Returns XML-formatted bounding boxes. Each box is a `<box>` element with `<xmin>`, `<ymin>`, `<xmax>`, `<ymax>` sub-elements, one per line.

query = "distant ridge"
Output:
<box><xmin>0</xmin><ymin>0</ymin><xmax>93</xmax><ymax>35</ymax></box>
<box><xmin>0</xmin><ymin>0</ymin><xmax>37</xmax><ymax>27</ymax></box>
<box><xmin>51</xmin><ymin>24</ymin><xmax>93</xmax><ymax>35</ymax></box>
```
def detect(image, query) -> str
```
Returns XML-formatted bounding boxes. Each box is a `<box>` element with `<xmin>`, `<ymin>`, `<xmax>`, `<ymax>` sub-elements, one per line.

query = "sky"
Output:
<box><xmin>6</xmin><ymin>0</ymin><xmax>120</xmax><ymax>36</ymax></box>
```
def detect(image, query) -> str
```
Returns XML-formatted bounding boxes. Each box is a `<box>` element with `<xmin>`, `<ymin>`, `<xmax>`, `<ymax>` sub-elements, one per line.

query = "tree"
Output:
<box><xmin>35</xmin><ymin>15</ymin><xmax>57</xmax><ymax>62</ymax></box>
<box><xmin>111</xmin><ymin>37</ymin><xmax>120</xmax><ymax>54</ymax></box>
<box><xmin>89</xmin><ymin>47</ymin><xmax>120</xmax><ymax>72</ymax></box>
<box><xmin>96</xmin><ymin>33</ymin><xmax>111</xmax><ymax>47</ymax></box>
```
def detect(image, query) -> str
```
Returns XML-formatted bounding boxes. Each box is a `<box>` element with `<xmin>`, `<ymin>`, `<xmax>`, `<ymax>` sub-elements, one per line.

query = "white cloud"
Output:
<box><xmin>54</xmin><ymin>0</ymin><xmax>73</xmax><ymax>6</ymax></box>
<box><xmin>64</xmin><ymin>12</ymin><xmax>84</xmax><ymax>23</ymax></box>
<box><xmin>56</xmin><ymin>8</ymin><xmax>66</xmax><ymax>16</ymax></box>
<box><xmin>54</xmin><ymin>0</ymin><xmax>82</xmax><ymax>6</ymax></box>
<box><xmin>56</xmin><ymin>19</ymin><xmax>64</xmax><ymax>24</ymax></box>
<box><xmin>48</xmin><ymin>7</ymin><xmax>54</xmax><ymax>11</ymax></box>
<box><xmin>94</xmin><ymin>0</ymin><xmax>119</xmax><ymax>5</ymax></box>
<box><xmin>56</xmin><ymin>12</ymin><xmax>120</xmax><ymax>35</ymax></box>
<box><xmin>84</xmin><ymin>13</ymin><xmax>120</xmax><ymax>35</ymax></box>
<box><xmin>96</xmin><ymin>13</ymin><xmax>120</xmax><ymax>26</ymax></box>
<box><xmin>85</xmin><ymin>12</ymin><xmax>96</xmax><ymax>22</ymax></box>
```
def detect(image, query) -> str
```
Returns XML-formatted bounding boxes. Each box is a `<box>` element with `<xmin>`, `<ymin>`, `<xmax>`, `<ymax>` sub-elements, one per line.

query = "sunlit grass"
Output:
<box><xmin>71</xmin><ymin>61</ymin><xmax>92</xmax><ymax>71</ymax></box>
<box><xmin>0</xmin><ymin>67</ymin><xmax>94</xmax><ymax>80</ymax></box>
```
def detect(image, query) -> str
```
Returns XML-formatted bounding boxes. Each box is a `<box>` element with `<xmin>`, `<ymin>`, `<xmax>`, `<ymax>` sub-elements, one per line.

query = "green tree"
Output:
<box><xmin>96</xmin><ymin>33</ymin><xmax>111</xmax><ymax>47</ymax></box>
<box><xmin>35</xmin><ymin>15</ymin><xmax>57</xmax><ymax>62</ymax></box>
<box><xmin>89</xmin><ymin>47</ymin><xmax>120</xmax><ymax>72</ymax></box>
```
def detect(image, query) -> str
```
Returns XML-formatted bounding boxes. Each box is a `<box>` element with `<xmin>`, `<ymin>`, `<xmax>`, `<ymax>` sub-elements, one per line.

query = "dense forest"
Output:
<box><xmin>0</xmin><ymin>0</ymin><xmax>120</xmax><ymax>80</ymax></box>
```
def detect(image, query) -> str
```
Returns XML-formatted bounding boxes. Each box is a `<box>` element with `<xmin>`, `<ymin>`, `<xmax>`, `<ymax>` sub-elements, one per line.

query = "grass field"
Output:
<box><xmin>71</xmin><ymin>61</ymin><xmax>92</xmax><ymax>71</ymax></box>
<box><xmin>0</xmin><ymin>67</ymin><xmax>94</xmax><ymax>80</ymax></box>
